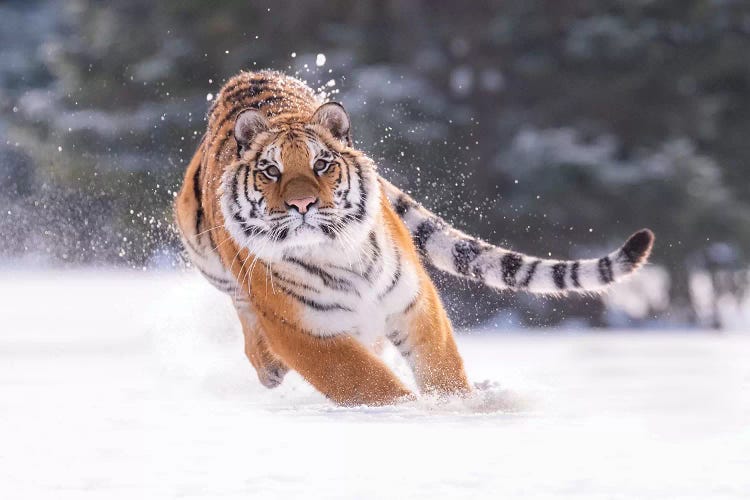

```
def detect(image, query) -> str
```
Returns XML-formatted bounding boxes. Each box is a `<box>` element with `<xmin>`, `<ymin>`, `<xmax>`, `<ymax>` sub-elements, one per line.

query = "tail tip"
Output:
<box><xmin>621</xmin><ymin>228</ymin><xmax>655</xmax><ymax>266</ymax></box>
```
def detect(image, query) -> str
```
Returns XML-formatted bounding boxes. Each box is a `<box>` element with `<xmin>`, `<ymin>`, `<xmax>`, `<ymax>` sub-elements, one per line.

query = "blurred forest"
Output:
<box><xmin>1</xmin><ymin>0</ymin><xmax>749</xmax><ymax>329</ymax></box>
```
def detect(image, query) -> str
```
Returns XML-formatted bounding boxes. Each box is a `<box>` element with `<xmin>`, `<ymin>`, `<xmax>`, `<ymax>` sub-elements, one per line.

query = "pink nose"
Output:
<box><xmin>286</xmin><ymin>196</ymin><xmax>317</xmax><ymax>214</ymax></box>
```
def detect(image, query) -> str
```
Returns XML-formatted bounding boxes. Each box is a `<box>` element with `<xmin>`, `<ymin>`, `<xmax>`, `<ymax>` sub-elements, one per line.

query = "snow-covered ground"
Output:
<box><xmin>1</xmin><ymin>270</ymin><xmax>748</xmax><ymax>499</ymax></box>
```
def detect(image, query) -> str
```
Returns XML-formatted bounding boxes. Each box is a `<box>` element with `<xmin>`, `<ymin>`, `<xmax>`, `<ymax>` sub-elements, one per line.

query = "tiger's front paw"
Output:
<box><xmin>257</xmin><ymin>362</ymin><xmax>289</xmax><ymax>389</ymax></box>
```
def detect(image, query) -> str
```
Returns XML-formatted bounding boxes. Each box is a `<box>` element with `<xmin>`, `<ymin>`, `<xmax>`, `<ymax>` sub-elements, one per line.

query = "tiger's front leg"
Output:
<box><xmin>233</xmin><ymin>297</ymin><xmax>289</xmax><ymax>388</ymax></box>
<box><xmin>388</xmin><ymin>281</ymin><xmax>471</xmax><ymax>397</ymax></box>
<box><xmin>257</xmin><ymin>315</ymin><xmax>414</xmax><ymax>406</ymax></box>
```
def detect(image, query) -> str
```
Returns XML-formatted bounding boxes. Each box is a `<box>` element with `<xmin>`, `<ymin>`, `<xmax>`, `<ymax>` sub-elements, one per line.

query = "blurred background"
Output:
<box><xmin>1</xmin><ymin>0</ymin><xmax>749</xmax><ymax>330</ymax></box>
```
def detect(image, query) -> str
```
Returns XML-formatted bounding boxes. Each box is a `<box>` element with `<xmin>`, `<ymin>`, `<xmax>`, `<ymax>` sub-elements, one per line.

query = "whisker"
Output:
<box><xmin>210</xmin><ymin>233</ymin><xmax>236</xmax><ymax>253</ymax></box>
<box><xmin>235</xmin><ymin>235</ymin><xmax>270</xmax><ymax>300</ymax></box>
<box><xmin>189</xmin><ymin>223</ymin><xmax>225</xmax><ymax>240</ymax></box>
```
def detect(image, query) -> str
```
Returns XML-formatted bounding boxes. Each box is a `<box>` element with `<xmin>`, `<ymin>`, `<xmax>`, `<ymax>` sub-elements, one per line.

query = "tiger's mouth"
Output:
<box><xmin>270</xmin><ymin>215</ymin><xmax>329</xmax><ymax>248</ymax></box>
<box><xmin>293</xmin><ymin>221</ymin><xmax>317</xmax><ymax>233</ymax></box>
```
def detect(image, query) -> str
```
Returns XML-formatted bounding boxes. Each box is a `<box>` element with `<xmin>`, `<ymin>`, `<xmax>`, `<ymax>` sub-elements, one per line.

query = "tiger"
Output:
<box><xmin>174</xmin><ymin>70</ymin><xmax>654</xmax><ymax>406</ymax></box>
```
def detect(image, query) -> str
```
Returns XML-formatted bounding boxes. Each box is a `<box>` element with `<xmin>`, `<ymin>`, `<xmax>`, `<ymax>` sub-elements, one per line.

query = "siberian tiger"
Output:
<box><xmin>175</xmin><ymin>70</ymin><xmax>654</xmax><ymax>406</ymax></box>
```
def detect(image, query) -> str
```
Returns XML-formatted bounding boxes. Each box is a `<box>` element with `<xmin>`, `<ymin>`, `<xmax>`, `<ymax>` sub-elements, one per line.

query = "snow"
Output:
<box><xmin>1</xmin><ymin>270</ymin><xmax>748</xmax><ymax>499</ymax></box>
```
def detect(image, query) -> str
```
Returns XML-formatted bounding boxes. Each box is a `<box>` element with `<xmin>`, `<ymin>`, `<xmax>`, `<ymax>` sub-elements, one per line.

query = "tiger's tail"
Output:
<box><xmin>382</xmin><ymin>180</ymin><xmax>654</xmax><ymax>295</ymax></box>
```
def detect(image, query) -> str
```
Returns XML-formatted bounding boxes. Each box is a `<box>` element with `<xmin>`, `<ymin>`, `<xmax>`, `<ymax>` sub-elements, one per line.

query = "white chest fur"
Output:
<box><xmin>264</xmin><ymin>226</ymin><xmax>420</xmax><ymax>343</ymax></box>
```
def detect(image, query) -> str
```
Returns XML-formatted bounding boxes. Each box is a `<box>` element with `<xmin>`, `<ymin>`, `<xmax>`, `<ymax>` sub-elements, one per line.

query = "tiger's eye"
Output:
<box><xmin>264</xmin><ymin>165</ymin><xmax>280</xmax><ymax>178</ymax></box>
<box><xmin>313</xmin><ymin>159</ymin><xmax>329</xmax><ymax>173</ymax></box>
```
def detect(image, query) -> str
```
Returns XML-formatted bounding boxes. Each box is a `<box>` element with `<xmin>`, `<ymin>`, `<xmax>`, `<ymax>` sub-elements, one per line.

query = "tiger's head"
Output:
<box><xmin>220</xmin><ymin>102</ymin><xmax>381</xmax><ymax>261</ymax></box>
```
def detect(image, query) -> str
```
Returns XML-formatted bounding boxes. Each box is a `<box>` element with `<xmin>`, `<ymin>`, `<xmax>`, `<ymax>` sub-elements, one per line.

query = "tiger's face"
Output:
<box><xmin>220</xmin><ymin>103</ymin><xmax>381</xmax><ymax>261</ymax></box>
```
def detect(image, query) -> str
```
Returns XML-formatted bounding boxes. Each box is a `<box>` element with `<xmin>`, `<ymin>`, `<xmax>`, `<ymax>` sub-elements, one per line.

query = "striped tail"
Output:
<box><xmin>382</xmin><ymin>180</ymin><xmax>654</xmax><ymax>295</ymax></box>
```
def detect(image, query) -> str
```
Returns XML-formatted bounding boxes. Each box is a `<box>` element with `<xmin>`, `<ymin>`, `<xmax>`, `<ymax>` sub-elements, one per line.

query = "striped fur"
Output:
<box><xmin>174</xmin><ymin>70</ymin><xmax>654</xmax><ymax>406</ymax></box>
<box><xmin>382</xmin><ymin>180</ymin><xmax>654</xmax><ymax>295</ymax></box>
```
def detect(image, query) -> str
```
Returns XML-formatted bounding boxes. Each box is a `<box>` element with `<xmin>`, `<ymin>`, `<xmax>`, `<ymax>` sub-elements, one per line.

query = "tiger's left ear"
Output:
<box><xmin>311</xmin><ymin>102</ymin><xmax>352</xmax><ymax>146</ymax></box>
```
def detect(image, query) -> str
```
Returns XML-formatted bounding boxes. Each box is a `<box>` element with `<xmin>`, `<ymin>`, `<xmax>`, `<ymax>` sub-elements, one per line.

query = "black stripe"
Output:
<box><xmin>340</xmin><ymin>160</ymin><xmax>353</xmax><ymax>206</ymax></box>
<box><xmin>520</xmin><ymin>260</ymin><xmax>540</xmax><ymax>288</ymax></box>
<box><xmin>207</xmin><ymin>229</ymin><xmax>218</xmax><ymax>251</ymax></box>
<box><xmin>332</xmin><ymin>162</ymin><xmax>343</xmax><ymax>186</ymax></box>
<box><xmin>284</xmin><ymin>257</ymin><xmax>358</xmax><ymax>295</ymax></box>
<box><xmin>501</xmin><ymin>252</ymin><xmax>523</xmax><ymax>286</ymax></box>
<box><xmin>218</xmin><ymin>89</ymin><xmax>284</xmax><ymax>119</ymax></box>
<box><xmin>393</xmin><ymin>196</ymin><xmax>412</xmax><ymax>216</ymax></box>
<box><xmin>234</xmin><ymin>211</ymin><xmax>268</xmax><ymax>237</ymax></box>
<box><xmin>242</xmin><ymin>163</ymin><xmax>253</xmax><ymax>204</ymax></box>
<box><xmin>413</xmin><ymin>218</ymin><xmax>442</xmax><ymax>255</ymax></box>
<box><xmin>242</xmin><ymin>225</ymin><xmax>267</xmax><ymax>237</ymax></box>
<box><xmin>552</xmin><ymin>262</ymin><xmax>567</xmax><ymax>290</ymax></box>
<box><xmin>243</xmin><ymin>163</ymin><xmax>260</xmax><ymax>217</ymax></box>
<box><xmin>253</xmin><ymin>168</ymin><xmax>265</xmax><ymax>193</ymax></box>
<box><xmin>570</xmin><ymin>261</ymin><xmax>582</xmax><ymax>288</ymax></box>
<box><xmin>302</xmin><ymin>128</ymin><xmax>322</xmax><ymax>144</ymax></box>
<box><xmin>222</xmin><ymin>77</ymin><xmax>272</xmax><ymax>93</ymax></box>
<box><xmin>598</xmin><ymin>257</ymin><xmax>614</xmax><ymax>284</ymax></box>
<box><xmin>275</xmin><ymin>227</ymin><xmax>289</xmax><ymax>241</ymax></box>
<box><xmin>320</xmin><ymin>223</ymin><xmax>337</xmax><ymax>239</ymax></box>
<box><xmin>339</xmin><ymin>160</ymin><xmax>367</xmax><ymax>223</ymax></box>
<box><xmin>219</xmin><ymin>84</ymin><xmax>291</xmax><ymax>114</ymax></box>
<box><xmin>192</xmin><ymin>162</ymin><xmax>203</xmax><ymax>238</ymax></box>
<box><xmin>180</xmin><ymin>233</ymin><xmax>203</xmax><ymax>256</ymax></box>
<box><xmin>210</xmin><ymin>79</ymin><xmax>273</xmax><ymax>115</ymax></box>
<box><xmin>231</xmin><ymin>166</ymin><xmax>241</xmax><ymax>208</ymax></box>
<box><xmin>378</xmin><ymin>251</ymin><xmax>402</xmax><ymax>300</ymax></box>
<box><xmin>353</xmin><ymin>162</ymin><xmax>367</xmax><ymax>220</ymax></box>
<box><xmin>271</xmin><ymin>270</ymin><xmax>321</xmax><ymax>294</ymax></box>
<box><xmin>276</xmin><ymin>284</ymin><xmax>353</xmax><ymax>312</ymax></box>
<box><xmin>453</xmin><ymin>238</ymin><xmax>485</xmax><ymax>276</ymax></box>
<box><xmin>363</xmin><ymin>231</ymin><xmax>381</xmax><ymax>281</ymax></box>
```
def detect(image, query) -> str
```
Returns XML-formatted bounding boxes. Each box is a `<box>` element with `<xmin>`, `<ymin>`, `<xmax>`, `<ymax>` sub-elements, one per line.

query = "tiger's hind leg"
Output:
<box><xmin>388</xmin><ymin>282</ymin><xmax>471</xmax><ymax>397</ymax></box>
<box><xmin>233</xmin><ymin>297</ymin><xmax>289</xmax><ymax>388</ymax></box>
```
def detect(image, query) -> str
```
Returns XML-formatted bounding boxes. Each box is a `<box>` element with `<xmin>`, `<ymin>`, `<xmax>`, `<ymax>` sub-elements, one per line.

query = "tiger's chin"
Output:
<box><xmin>251</xmin><ymin>221</ymin><xmax>333</xmax><ymax>255</ymax></box>
<box><xmin>284</xmin><ymin>223</ymin><xmax>329</xmax><ymax>248</ymax></box>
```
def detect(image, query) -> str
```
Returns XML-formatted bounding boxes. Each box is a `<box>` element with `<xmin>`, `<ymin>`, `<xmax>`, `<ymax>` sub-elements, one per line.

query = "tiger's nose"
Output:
<box><xmin>286</xmin><ymin>196</ymin><xmax>317</xmax><ymax>214</ymax></box>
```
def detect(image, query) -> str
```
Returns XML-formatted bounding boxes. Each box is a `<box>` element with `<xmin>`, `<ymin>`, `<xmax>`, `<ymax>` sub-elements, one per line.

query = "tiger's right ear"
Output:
<box><xmin>234</xmin><ymin>109</ymin><xmax>269</xmax><ymax>154</ymax></box>
<box><xmin>311</xmin><ymin>102</ymin><xmax>352</xmax><ymax>146</ymax></box>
